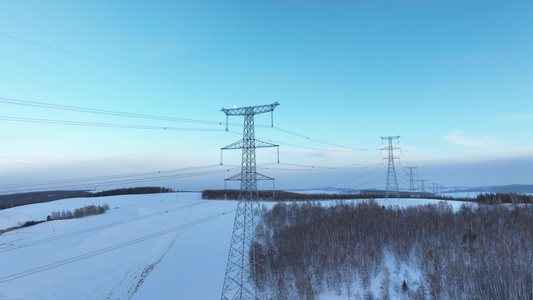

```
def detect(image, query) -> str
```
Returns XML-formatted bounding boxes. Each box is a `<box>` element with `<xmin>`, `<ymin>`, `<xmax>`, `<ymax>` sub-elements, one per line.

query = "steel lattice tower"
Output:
<box><xmin>220</xmin><ymin>102</ymin><xmax>279</xmax><ymax>300</ymax></box>
<box><xmin>381</xmin><ymin>136</ymin><xmax>401</xmax><ymax>199</ymax></box>
<box><xmin>406</xmin><ymin>166</ymin><xmax>417</xmax><ymax>196</ymax></box>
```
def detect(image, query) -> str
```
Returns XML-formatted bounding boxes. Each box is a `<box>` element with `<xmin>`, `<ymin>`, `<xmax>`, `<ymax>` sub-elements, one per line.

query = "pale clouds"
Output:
<box><xmin>442</xmin><ymin>130</ymin><xmax>491</xmax><ymax>147</ymax></box>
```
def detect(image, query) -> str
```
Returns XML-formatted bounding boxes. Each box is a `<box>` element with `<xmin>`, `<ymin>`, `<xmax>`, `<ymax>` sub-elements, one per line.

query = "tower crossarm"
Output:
<box><xmin>221</xmin><ymin>139</ymin><xmax>278</xmax><ymax>150</ymax></box>
<box><xmin>221</xmin><ymin>102</ymin><xmax>279</xmax><ymax>116</ymax></box>
<box><xmin>224</xmin><ymin>173</ymin><xmax>243</xmax><ymax>181</ymax></box>
<box><xmin>381</xmin><ymin>146</ymin><xmax>401</xmax><ymax>152</ymax></box>
<box><xmin>224</xmin><ymin>172</ymin><xmax>274</xmax><ymax>182</ymax></box>
<box><xmin>221</xmin><ymin>102</ymin><xmax>279</xmax><ymax>131</ymax></box>
<box><xmin>255</xmin><ymin>172</ymin><xmax>275</xmax><ymax>181</ymax></box>
<box><xmin>380</xmin><ymin>135</ymin><xmax>400</xmax><ymax>140</ymax></box>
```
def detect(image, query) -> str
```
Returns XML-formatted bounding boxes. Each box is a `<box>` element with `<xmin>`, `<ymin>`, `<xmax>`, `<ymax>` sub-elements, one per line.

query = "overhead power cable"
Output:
<box><xmin>1</xmin><ymin>166</ymin><xmax>241</xmax><ymax>193</ymax></box>
<box><xmin>0</xmin><ymin>115</ymin><xmax>224</xmax><ymax>132</ymax></box>
<box><xmin>0</xmin><ymin>33</ymin><xmax>264</xmax><ymax>104</ymax></box>
<box><xmin>261</xmin><ymin>163</ymin><xmax>383</xmax><ymax>172</ymax></box>
<box><xmin>0</xmin><ymin>164</ymin><xmax>223</xmax><ymax>190</ymax></box>
<box><xmin>0</xmin><ymin>201</ymin><xmax>210</xmax><ymax>253</ymax></box>
<box><xmin>1</xmin><ymin>34</ymin><xmax>376</xmax><ymax>150</ymax></box>
<box><xmin>225</xmin><ymin>131</ymin><xmax>349</xmax><ymax>153</ymax></box>
<box><xmin>0</xmin><ymin>208</ymin><xmax>236</xmax><ymax>284</ymax></box>
<box><xmin>273</xmin><ymin>127</ymin><xmax>351</xmax><ymax>149</ymax></box>
<box><xmin>319</xmin><ymin>165</ymin><xmax>382</xmax><ymax>188</ymax></box>
<box><xmin>352</xmin><ymin>173</ymin><xmax>387</xmax><ymax>190</ymax></box>
<box><xmin>0</xmin><ymin>76</ymin><xmax>213</xmax><ymax>111</ymax></box>
<box><xmin>260</xmin><ymin>156</ymin><xmax>382</xmax><ymax>171</ymax></box>
<box><xmin>278</xmin><ymin>104</ymin><xmax>337</xmax><ymax>130</ymax></box>
<box><xmin>0</xmin><ymin>97</ymin><xmax>223</xmax><ymax>125</ymax></box>
<box><xmin>270</xmin><ymin>127</ymin><xmax>381</xmax><ymax>151</ymax></box>
<box><xmin>1</xmin><ymin>34</ymin><xmax>382</xmax><ymax>154</ymax></box>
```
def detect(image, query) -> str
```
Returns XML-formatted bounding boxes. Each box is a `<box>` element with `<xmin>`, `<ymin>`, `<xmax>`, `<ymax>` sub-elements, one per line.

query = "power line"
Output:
<box><xmin>1</xmin><ymin>166</ymin><xmax>241</xmax><ymax>193</ymax></box>
<box><xmin>2</xmin><ymin>33</ymin><xmax>381</xmax><ymax>154</ymax></box>
<box><xmin>0</xmin><ymin>115</ymin><xmax>224</xmax><ymax>132</ymax></box>
<box><xmin>262</xmin><ymin>157</ymin><xmax>382</xmax><ymax>171</ymax></box>
<box><xmin>0</xmin><ymin>164</ymin><xmax>223</xmax><ymax>190</ymax></box>
<box><xmin>0</xmin><ymin>207</ymin><xmax>236</xmax><ymax>284</ymax></box>
<box><xmin>0</xmin><ymin>76</ymin><xmax>213</xmax><ymax>111</ymax></box>
<box><xmin>278</xmin><ymin>104</ymin><xmax>345</xmax><ymax>132</ymax></box>
<box><xmin>0</xmin><ymin>96</ymin><xmax>223</xmax><ymax>125</ymax></box>
<box><xmin>226</xmin><ymin>128</ymin><xmax>381</xmax><ymax>155</ymax></box>
<box><xmin>272</xmin><ymin>127</ymin><xmax>381</xmax><ymax>151</ymax></box>
<box><xmin>351</xmin><ymin>172</ymin><xmax>387</xmax><ymax>190</ymax></box>
<box><xmin>316</xmin><ymin>164</ymin><xmax>382</xmax><ymax>189</ymax></box>
<box><xmin>2</xmin><ymin>35</ymin><xmax>384</xmax><ymax>158</ymax></box>
<box><xmin>0</xmin><ymin>201</ymin><xmax>210</xmax><ymax>253</ymax></box>
<box><xmin>0</xmin><ymin>33</ymin><xmax>265</xmax><ymax>104</ymax></box>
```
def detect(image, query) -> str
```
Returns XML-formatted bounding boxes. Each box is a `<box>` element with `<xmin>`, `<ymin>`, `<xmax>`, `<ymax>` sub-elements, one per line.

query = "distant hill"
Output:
<box><xmin>289</xmin><ymin>184</ymin><xmax>533</xmax><ymax>197</ymax></box>
<box><xmin>0</xmin><ymin>187</ymin><xmax>176</xmax><ymax>209</ymax></box>
<box><xmin>0</xmin><ymin>190</ymin><xmax>91</xmax><ymax>209</ymax></box>
<box><xmin>445</xmin><ymin>184</ymin><xmax>533</xmax><ymax>195</ymax></box>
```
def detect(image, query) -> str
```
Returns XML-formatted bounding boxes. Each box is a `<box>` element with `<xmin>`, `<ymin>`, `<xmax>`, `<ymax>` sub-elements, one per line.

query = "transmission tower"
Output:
<box><xmin>220</xmin><ymin>102</ymin><xmax>279</xmax><ymax>300</ymax></box>
<box><xmin>405</xmin><ymin>166</ymin><xmax>417</xmax><ymax>197</ymax></box>
<box><xmin>417</xmin><ymin>179</ymin><xmax>429</xmax><ymax>195</ymax></box>
<box><xmin>381</xmin><ymin>136</ymin><xmax>401</xmax><ymax>199</ymax></box>
<box><xmin>432</xmin><ymin>183</ymin><xmax>439</xmax><ymax>195</ymax></box>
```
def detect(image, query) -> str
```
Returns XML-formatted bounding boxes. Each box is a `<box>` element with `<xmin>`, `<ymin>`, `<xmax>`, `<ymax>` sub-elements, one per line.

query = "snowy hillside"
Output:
<box><xmin>0</xmin><ymin>193</ymin><xmax>236</xmax><ymax>299</ymax></box>
<box><xmin>0</xmin><ymin>193</ymin><xmax>469</xmax><ymax>299</ymax></box>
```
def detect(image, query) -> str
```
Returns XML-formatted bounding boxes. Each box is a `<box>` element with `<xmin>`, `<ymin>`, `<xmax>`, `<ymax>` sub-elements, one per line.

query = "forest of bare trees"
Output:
<box><xmin>85</xmin><ymin>186</ymin><xmax>175</xmax><ymax>197</ymax></box>
<box><xmin>253</xmin><ymin>200</ymin><xmax>533</xmax><ymax>299</ymax></box>
<box><xmin>47</xmin><ymin>203</ymin><xmax>110</xmax><ymax>221</ymax></box>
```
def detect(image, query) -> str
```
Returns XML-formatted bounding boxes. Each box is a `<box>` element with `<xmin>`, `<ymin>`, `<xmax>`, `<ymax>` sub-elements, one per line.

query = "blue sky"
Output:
<box><xmin>0</xmin><ymin>1</ymin><xmax>532</xmax><ymax>192</ymax></box>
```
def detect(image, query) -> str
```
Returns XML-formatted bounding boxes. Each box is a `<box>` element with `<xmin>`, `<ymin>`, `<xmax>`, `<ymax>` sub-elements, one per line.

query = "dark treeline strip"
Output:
<box><xmin>476</xmin><ymin>192</ymin><xmax>533</xmax><ymax>204</ymax></box>
<box><xmin>47</xmin><ymin>203</ymin><xmax>110</xmax><ymax>221</ymax></box>
<box><xmin>202</xmin><ymin>190</ymin><xmax>382</xmax><ymax>201</ymax></box>
<box><xmin>254</xmin><ymin>201</ymin><xmax>533</xmax><ymax>299</ymax></box>
<box><xmin>203</xmin><ymin>190</ymin><xmax>533</xmax><ymax>205</ymax></box>
<box><xmin>1</xmin><ymin>204</ymin><xmax>109</xmax><ymax>235</ymax></box>
<box><xmin>0</xmin><ymin>190</ymin><xmax>91</xmax><ymax>210</ymax></box>
<box><xmin>1</xmin><ymin>187</ymin><xmax>177</xmax><ymax>210</ymax></box>
<box><xmin>0</xmin><ymin>220</ymin><xmax>47</xmax><ymax>235</ymax></box>
<box><xmin>202</xmin><ymin>189</ymin><xmax>475</xmax><ymax>202</ymax></box>
<box><xmin>84</xmin><ymin>186</ymin><xmax>175</xmax><ymax>198</ymax></box>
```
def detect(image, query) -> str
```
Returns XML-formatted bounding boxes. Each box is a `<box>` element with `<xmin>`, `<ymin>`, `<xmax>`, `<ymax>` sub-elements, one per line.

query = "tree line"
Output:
<box><xmin>476</xmin><ymin>192</ymin><xmax>533</xmax><ymax>204</ymax></box>
<box><xmin>83</xmin><ymin>186</ymin><xmax>175</xmax><ymax>198</ymax></box>
<box><xmin>201</xmin><ymin>189</ymin><xmax>469</xmax><ymax>202</ymax></box>
<box><xmin>47</xmin><ymin>203</ymin><xmax>110</xmax><ymax>221</ymax></box>
<box><xmin>203</xmin><ymin>189</ymin><xmax>533</xmax><ymax>204</ymax></box>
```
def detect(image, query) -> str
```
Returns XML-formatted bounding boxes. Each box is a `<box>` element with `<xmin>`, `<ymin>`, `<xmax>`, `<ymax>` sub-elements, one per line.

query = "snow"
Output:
<box><xmin>0</xmin><ymin>193</ymin><xmax>236</xmax><ymax>300</ymax></box>
<box><xmin>0</xmin><ymin>192</ymin><xmax>472</xmax><ymax>299</ymax></box>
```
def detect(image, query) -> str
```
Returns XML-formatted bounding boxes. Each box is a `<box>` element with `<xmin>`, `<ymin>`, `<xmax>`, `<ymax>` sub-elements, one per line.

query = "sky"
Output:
<box><xmin>0</xmin><ymin>1</ymin><xmax>532</xmax><ymax>193</ymax></box>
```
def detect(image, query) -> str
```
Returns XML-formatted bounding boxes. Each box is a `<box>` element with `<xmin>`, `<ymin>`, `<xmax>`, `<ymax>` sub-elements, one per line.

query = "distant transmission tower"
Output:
<box><xmin>417</xmin><ymin>179</ymin><xmax>429</xmax><ymax>195</ymax></box>
<box><xmin>405</xmin><ymin>166</ymin><xmax>417</xmax><ymax>197</ymax></box>
<box><xmin>220</xmin><ymin>102</ymin><xmax>279</xmax><ymax>300</ymax></box>
<box><xmin>432</xmin><ymin>183</ymin><xmax>439</xmax><ymax>195</ymax></box>
<box><xmin>381</xmin><ymin>136</ymin><xmax>401</xmax><ymax>199</ymax></box>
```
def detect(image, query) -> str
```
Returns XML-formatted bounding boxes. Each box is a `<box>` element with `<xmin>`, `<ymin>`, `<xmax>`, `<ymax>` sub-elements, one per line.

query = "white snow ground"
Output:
<box><xmin>0</xmin><ymin>193</ymin><xmax>235</xmax><ymax>300</ymax></box>
<box><xmin>0</xmin><ymin>192</ymin><xmax>471</xmax><ymax>299</ymax></box>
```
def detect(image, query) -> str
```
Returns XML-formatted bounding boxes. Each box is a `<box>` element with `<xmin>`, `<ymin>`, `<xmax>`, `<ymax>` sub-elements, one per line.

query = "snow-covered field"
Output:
<box><xmin>0</xmin><ymin>193</ymin><xmax>235</xmax><ymax>299</ymax></box>
<box><xmin>0</xmin><ymin>192</ymin><xmax>470</xmax><ymax>299</ymax></box>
